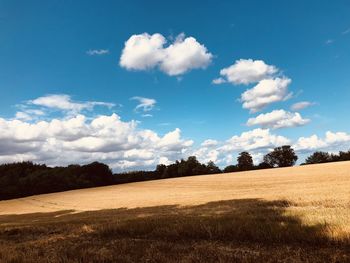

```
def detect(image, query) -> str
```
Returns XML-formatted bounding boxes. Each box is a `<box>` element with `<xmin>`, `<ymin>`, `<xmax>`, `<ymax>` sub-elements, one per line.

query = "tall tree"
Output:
<box><xmin>263</xmin><ymin>145</ymin><xmax>298</xmax><ymax>168</ymax></box>
<box><xmin>237</xmin><ymin>151</ymin><xmax>254</xmax><ymax>171</ymax></box>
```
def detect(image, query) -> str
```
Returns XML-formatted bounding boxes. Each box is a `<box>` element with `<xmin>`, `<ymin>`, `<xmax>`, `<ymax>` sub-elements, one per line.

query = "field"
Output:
<box><xmin>0</xmin><ymin>161</ymin><xmax>350</xmax><ymax>262</ymax></box>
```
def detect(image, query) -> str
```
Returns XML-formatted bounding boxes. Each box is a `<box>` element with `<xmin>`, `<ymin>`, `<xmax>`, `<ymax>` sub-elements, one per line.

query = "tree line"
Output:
<box><xmin>0</xmin><ymin>146</ymin><xmax>349</xmax><ymax>200</ymax></box>
<box><xmin>302</xmin><ymin>150</ymin><xmax>350</xmax><ymax>165</ymax></box>
<box><xmin>0</xmin><ymin>162</ymin><xmax>114</xmax><ymax>200</ymax></box>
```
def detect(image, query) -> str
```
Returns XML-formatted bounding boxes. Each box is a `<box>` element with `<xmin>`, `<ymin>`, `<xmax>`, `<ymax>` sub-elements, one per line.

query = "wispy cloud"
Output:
<box><xmin>325</xmin><ymin>39</ymin><xmax>334</xmax><ymax>45</ymax></box>
<box><xmin>86</xmin><ymin>49</ymin><xmax>109</xmax><ymax>56</ymax></box>
<box><xmin>15</xmin><ymin>109</ymin><xmax>45</xmax><ymax>121</ymax></box>
<box><xmin>291</xmin><ymin>101</ymin><xmax>315</xmax><ymax>111</ymax></box>
<box><xmin>20</xmin><ymin>94</ymin><xmax>116</xmax><ymax>118</ymax></box>
<box><xmin>131</xmin><ymin>96</ymin><xmax>157</xmax><ymax>112</ymax></box>
<box><xmin>342</xmin><ymin>28</ymin><xmax>350</xmax><ymax>35</ymax></box>
<box><xmin>31</xmin><ymin>94</ymin><xmax>114</xmax><ymax>112</ymax></box>
<box><xmin>158</xmin><ymin>122</ymin><xmax>172</xmax><ymax>126</ymax></box>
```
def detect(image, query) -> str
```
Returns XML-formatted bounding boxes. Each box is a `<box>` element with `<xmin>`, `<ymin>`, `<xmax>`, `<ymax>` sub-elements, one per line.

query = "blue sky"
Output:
<box><xmin>0</xmin><ymin>0</ymin><xmax>350</xmax><ymax>170</ymax></box>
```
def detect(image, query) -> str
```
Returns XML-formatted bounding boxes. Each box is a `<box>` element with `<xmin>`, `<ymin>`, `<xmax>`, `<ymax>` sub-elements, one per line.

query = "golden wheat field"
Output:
<box><xmin>1</xmin><ymin>161</ymin><xmax>350</xmax><ymax>262</ymax></box>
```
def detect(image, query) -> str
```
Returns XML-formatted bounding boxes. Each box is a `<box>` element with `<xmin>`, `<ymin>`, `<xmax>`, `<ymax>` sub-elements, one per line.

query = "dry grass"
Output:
<box><xmin>0</xmin><ymin>161</ymin><xmax>350</xmax><ymax>262</ymax></box>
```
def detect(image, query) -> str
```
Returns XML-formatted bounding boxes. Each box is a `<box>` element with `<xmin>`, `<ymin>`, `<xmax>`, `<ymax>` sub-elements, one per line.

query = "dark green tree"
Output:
<box><xmin>155</xmin><ymin>164</ymin><xmax>167</xmax><ymax>178</ymax></box>
<box><xmin>257</xmin><ymin>161</ymin><xmax>272</xmax><ymax>169</ymax></box>
<box><xmin>206</xmin><ymin>161</ymin><xmax>221</xmax><ymax>174</ymax></box>
<box><xmin>263</xmin><ymin>145</ymin><xmax>298</xmax><ymax>168</ymax></box>
<box><xmin>237</xmin><ymin>151</ymin><xmax>254</xmax><ymax>171</ymax></box>
<box><xmin>337</xmin><ymin>151</ymin><xmax>350</xmax><ymax>161</ymax></box>
<box><xmin>304</xmin><ymin>151</ymin><xmax>331</xmax><ymax>164</ymax></box>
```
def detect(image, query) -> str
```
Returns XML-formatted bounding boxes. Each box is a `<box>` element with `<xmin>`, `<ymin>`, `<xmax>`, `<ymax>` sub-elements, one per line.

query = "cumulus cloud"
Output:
<box><xmin>213</xmin><ymin>59</ymin><xmax>278</xmax><ymax>85</ymax></box>
<box><xmin>120</xmin><ymin>33</ymin><xmax>166</xmax><ymax>70</ymax></box>
<box><xmin>120</xmin><ymin>33</ymin><xmax>213</xmax><ymax>76</ymax></box>
<box><xmin>219</xmin><ymin>128</ymin><xmax>290</xmax><ymax>153</ymax></box>
<box><xmin>196</xmin><ymin>129</ymin><xmax>349</xmax><ymax>166</ymax></box>
<box><xmin>213</xmin><ymin>59</ymin><xmax>297</xmax><ymax>114</ymax></box>
<box><xmin>192</xmin><ymin>147</ymin><xmax>219</xmax><ymax>163</ymax></box>
<box><xmin>291</xmin><ymin>101</ymin><xmax>314</xmax><ymax>111</ymax></box>
<box><xmin>294</xmin><ymin>131</ymin><xmax>350</xmax><ymax>153</ymax></box>
<box><xmin>241</xmin><ymin>77</ymin><xmax>292</xmax><ymax>113</ymax></box>
<box><xmin>3</xmin><ymin>93</ymin><xmax>349</xmax><ymax>171</ymax></box>
<box><xmin>193</xmin><ymin>128</ymin><xmax>290</xmax><ymax>166</ymax></box>
<box><xmin>86</xmin><ymin>49</ymin><xmax>109</xmax><ymax>56</ymax></box>
<box><xmin>247</xmin><ymin>109</ymin><xmax>310</xmax><ymax>129</ymax></box>
<box><xmin>0</xmin><ymin>113</ymin><xmax>193</xmax><ymax>171</ymax></box>
<box><xmin>131</xmin><ymin>96</ymin><xmax>157</xmax><ymax>112</ymax></box>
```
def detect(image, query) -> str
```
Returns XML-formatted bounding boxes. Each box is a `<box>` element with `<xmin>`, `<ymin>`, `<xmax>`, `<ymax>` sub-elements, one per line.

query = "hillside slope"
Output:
<box><xmin>1</xmin><ymin>161</ymin><xmax>350</xmax><ymax>262</ymax></box>
<box><xmin>1</xmin><ymin>161</ymin><xmax>349</xmax><ymax>215</ymax></box>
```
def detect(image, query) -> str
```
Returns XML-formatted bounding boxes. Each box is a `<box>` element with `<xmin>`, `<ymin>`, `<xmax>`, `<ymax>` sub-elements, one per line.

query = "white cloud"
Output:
<box><xmin>294</xmin><ymin>131</ymin><xmax>350</xmax><ymax>153</ymax></box>
<box><xmin>201</xmin><ymin>139</ymin><xmax>218</xmax><ymax>147</ymax></box>
<box><xmin>120</xmin><ymin>33</ymin><xmax>213</xmax><ymax>76</ymax></box>
<box><xmin>120</xmin><ymin>33</ymin><xmax>166</xmax><ymax>70</ymax></box>
<box><xmin>213</xmin><ymin>59</ymin><xmax>278</xmax><ymax>85</ymax></box>
<box><xmin>15</xmin><ymin>111</ymin><xmax>33</xmax><ymax>121</ymax></box>
<box><xmin>247</xmin><ymin>109</ymin><xmax>310</xmax><ymax>129</ymax></box>
<box><xmin>15</xmin><ymin>109</ymin><xmax>45</xmax><ymax>121</ymax></box>
<box><xmin>157</xmin><ymin>128</ymin><xmax>193</xmax><ymax>150</ymax></box>
<box><xmin>159</xmin><ymin>34</ymin><xmax>213</xmax><ymax>75</ymax></box>
<box><xmin>219</xmin><ymin>128</ymin><xmax>290</xmax><ymax>153</ymax></box>
<box><xmin>158</xmin><ymin>156</ymin><xmax>172</xmax><ymax>165</ymax></box>
<box><xmin>192</xmin><ymin>147</ymin><xmax>219</xmax><ymax>163</ymax></box>
<box><xmin>213</xmin><ymin>59</ymin><xmax>296</xmax><ymax>114</ymax></box>
<box><xmin>193</xmin><ymin>128</ymin><xmax>290</xmax><ymax>166</ymax></box>
<box><xmin>29</xmin><ymin>94</ymin><xmax>115</xmax><ymax>115</ymax></box>
<box><xmin>241</xmin><ymin>77</ymin><xmax>292</xmax><ymax>113</ymax></box>
<box><xmin>212</xmin><ymin>77</ymin><xmax>226</xmax><ymax>84</ymax></box>
<box><xmin>291</xmin><ymin>101</ymin><xmax>314</xmax><ymax>111</ymax></box>
<box><xmin>87</xmin><ymin>49</ymin><xmax>109</xmax><ymax>56</ymax></box>
<box><xmin>3</xmin><ymin>95</ymin><xmax>349</xmax><ymax>171</ymax></box>
<box><xmin>325</xmin><ymin>39</ymin><xmax>334</xmax><ymax>45</ymax></box>
<box><xmin>131</xmin><ymin>96</ymin><xmax>157</xmax><ymax>112</ymax></box>
<box><xmin>0</xmin><ymin>113</ymin><xmax>193</xmax><ymax>171</ymax></box>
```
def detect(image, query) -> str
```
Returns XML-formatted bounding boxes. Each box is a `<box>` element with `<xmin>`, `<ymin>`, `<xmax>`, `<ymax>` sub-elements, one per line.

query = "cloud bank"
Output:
<box><xmin>0</xmin><ymin>113</ymin><xmax>193</xmax><ymax>171</ymax></box>
<box><xmin>1</xmin><ymin>95</ymin><xmax>349</xmax><ymax>170</ymax></box>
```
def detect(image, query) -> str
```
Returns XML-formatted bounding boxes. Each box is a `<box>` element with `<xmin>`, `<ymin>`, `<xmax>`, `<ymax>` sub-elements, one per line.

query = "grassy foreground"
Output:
<box><xmin>1</xmin><ymin>162</ymin><xmax>350</xmax><ymax>262</ymax></box>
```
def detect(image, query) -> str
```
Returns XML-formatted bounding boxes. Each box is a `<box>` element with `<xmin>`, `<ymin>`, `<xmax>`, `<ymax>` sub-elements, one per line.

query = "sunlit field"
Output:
<box><xmin>1</xmin><ymin>161</ymin><xmax>350</xmax><ymax>262</ymax></box>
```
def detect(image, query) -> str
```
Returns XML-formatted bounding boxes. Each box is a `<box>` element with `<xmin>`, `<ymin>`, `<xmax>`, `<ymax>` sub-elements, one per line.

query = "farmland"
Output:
<box><xmin>0</xmin><ymin>161</ymin><xmax>350</xmax><ymax>262</ymax></box>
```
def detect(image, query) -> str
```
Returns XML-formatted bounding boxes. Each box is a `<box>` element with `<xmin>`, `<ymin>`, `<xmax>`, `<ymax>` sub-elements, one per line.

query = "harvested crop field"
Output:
<box><xmin>1</xmin><ymin>161</ymin><xmax>350</xmax><ymax>215</ymax></box>
<box><xmin>1</xmin><ymin>161</ymin><xmax>350</xmax><ymax>262</ymax></box>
